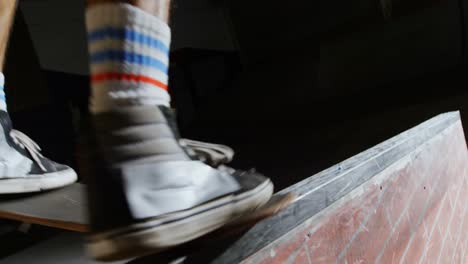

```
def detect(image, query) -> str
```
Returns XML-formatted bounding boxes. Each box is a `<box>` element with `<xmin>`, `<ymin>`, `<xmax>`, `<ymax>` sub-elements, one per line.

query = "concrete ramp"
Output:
<box><xmin>239</xmin><ymin>112</ymin><xmax>468</xmax><ymax>264</ymax></box>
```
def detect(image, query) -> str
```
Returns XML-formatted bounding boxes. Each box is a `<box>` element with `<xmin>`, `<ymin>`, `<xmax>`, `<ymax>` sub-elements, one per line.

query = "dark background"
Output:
<box><xmin>3</xmin><ymin>0</ymin><xmax>468</xmax><ymax>191</ymax></box>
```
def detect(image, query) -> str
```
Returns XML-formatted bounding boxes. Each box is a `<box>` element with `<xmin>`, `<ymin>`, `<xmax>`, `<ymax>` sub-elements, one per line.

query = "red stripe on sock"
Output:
<box><xmin>91</xmin><ymin>73</ymin><xmax>168</xmax><ymax>91</ymax></box>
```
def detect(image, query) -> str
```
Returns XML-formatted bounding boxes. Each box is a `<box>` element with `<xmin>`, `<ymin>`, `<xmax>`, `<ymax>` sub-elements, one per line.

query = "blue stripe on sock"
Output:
<box><xmin>88</xmin><ymin>27</ymin><xmax>170</xmax><ymax>54</ymax></box>
<box><xmin>90</xmin><ymin>50</ymin><xmax>168</xmax><ymax>73</ymax></box>
<box><xmin>0</xmin><ymin>83</ymin><xmax>5</xmax><ymax>106</ymax></box>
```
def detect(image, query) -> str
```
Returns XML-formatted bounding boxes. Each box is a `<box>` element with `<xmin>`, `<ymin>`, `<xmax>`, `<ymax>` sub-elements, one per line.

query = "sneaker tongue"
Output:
<box><xmin>157</xmin><ymin>106</ymin><xmax>181</xmax><ymax>139</ymax></box>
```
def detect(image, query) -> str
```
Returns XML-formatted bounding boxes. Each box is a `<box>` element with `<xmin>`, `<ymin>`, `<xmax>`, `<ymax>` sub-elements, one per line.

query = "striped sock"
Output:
<box><xmin>0</xmin><ymin>73</ymin><xmax>6</xmax><ymax>111</ymax></box>
<box><xmin>86</xmin><ymin>4</ymin><xmax>171</xmax><ymax>113</ymax></box>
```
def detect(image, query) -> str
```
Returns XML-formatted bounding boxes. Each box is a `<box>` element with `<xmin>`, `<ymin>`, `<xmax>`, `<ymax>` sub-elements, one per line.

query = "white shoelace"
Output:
<box><xmin>9</xmin><ymin>129</ymin><xmax>46</xmax><ymax>171</ymax></box>
<box><xmin>179</xmin><ymin>139</ymin><xmax>234</xmax><ymax>166</ymax></box>
<box><xmin>8</xmin><ymin>131</ymin><xmax>234</xmax><ymax>171</ymax></box>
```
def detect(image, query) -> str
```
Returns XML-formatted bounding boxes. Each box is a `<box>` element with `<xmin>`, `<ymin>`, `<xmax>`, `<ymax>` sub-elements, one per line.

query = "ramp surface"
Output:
<box><xmin>240</xmin><ymin>112</ymin><xmax>468</xmax><ymax>264</ymax></box>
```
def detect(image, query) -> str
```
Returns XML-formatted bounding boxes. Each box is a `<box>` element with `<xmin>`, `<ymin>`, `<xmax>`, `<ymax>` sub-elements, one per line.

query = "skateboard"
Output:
<box><xmin>0</xmin><ymin>183</ymin><xmax>295</xmax><ymax>235</ymax></box>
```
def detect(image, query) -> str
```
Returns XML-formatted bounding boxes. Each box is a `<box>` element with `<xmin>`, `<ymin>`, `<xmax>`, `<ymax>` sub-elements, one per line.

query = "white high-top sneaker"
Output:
<box><xmin>0</xmin><ymin>111</ymin><xmax>77</xmax><ymax>194</ymax></box>
<box><xmin>86</xmin><ymin>106</ymin><xmax>273</xmax><ymax>261</ymax></box>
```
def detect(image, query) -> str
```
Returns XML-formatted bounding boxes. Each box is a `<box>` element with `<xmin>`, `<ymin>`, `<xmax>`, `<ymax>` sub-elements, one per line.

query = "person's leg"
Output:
<box><xmin>84</xmin><ymin>0</ymin><xmax>273</xmax><ymax>261</ymax></box>
<box><xmin>0</xmin><ymin>0</ymin><xmax>77</xmax><ymax>194</ymax></box>
<box><xmin>0</xmin><ymin>0</ymin><xmax>17</xmax><ymax>109</ymax></box>
<box><xmin>0</xmin><ymin>0</ymin><xmax>17</xmax><ymax>70</ymax></box>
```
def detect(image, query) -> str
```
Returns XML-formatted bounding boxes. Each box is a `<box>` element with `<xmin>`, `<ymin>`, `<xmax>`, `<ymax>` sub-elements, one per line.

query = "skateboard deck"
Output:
<box><xmin>0</xmin><ymin>183</ymin><xmax>88</xmax><ymax>232</ymax></box>
<box><xmin>0</xmin><ymin>183</ymin><xmax>295</xmax><ymax>235</ymax></box>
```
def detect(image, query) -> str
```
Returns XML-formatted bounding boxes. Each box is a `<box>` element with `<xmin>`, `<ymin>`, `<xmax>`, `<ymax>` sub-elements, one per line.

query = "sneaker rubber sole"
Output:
<box><xmin>0</xmin><ymin>168</ymin><xmax>77</xmax><ymax>194</ymax></box>
<box><xmin>86</xmin><ymin>179</ymin><xmax>274</xmax><ymax>261</ymax></box>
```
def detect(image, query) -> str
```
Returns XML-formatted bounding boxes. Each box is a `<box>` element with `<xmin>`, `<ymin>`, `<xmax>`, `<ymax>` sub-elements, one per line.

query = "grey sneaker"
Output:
<box><xmin>86</xmin><ymin>106</ymin><xmax>273</xmax><ymax>261</ymax></box>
